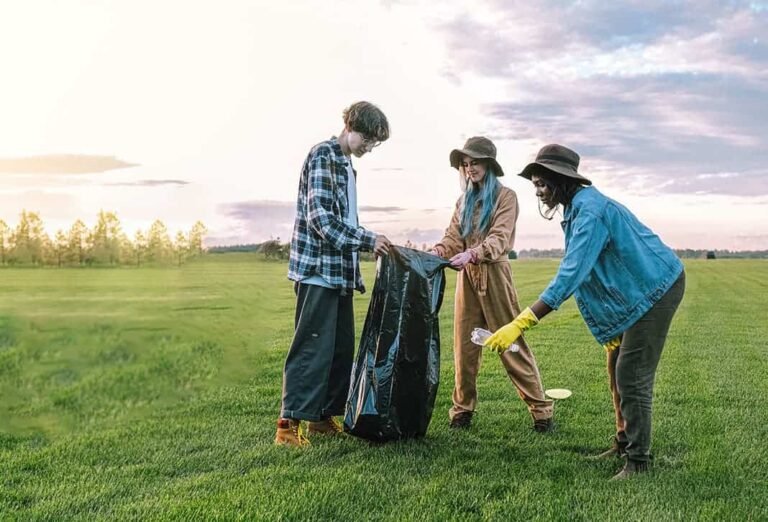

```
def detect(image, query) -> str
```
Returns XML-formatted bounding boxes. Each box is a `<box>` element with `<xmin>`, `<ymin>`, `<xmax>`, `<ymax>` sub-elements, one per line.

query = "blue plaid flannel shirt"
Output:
<box><xmin>288</xmin><ymin>137</ymin><xmax>377</xmax><ymax>294</ymax></box>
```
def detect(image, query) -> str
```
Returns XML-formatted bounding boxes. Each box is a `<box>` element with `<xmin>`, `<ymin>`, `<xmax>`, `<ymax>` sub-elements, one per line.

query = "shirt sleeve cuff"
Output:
<box><xmin>360</xmin><ymin>229</ymin><xmax>377</xmax><ymax>252</ymax></box>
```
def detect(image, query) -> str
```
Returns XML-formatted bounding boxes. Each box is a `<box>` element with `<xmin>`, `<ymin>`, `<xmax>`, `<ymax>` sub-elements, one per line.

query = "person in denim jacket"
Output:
<box><xmin>484</xmin><ymin>144</ymin><xmax>685</xmax><ymax>480</ymax></box>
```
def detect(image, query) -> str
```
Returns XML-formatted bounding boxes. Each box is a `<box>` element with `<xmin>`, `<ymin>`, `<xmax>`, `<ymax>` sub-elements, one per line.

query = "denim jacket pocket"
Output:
<box><xmin>579</xmin><ymin>273</ymin><xmax>625</xmax><ymax>329</ymax></box>
<box><xmin>607</xmin><ymin>286</ymin><xmax>627</xmax><ymax>308</ymax></box>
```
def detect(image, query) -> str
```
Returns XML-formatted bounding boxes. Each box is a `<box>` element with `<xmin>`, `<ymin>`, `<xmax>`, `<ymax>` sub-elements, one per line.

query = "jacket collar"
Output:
<box><xmin>329</xmin><ymin>136</ymin><xmax>355</xmax><ymax>177</ymax></box>
<box><xmin>563</xmin><ymin>186</ymin><xmax>593</xmax><ymax>221</ymax></box>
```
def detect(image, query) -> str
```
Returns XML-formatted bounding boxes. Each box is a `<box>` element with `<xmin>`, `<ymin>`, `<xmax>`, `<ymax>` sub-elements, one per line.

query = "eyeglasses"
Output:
<box><xmin>356</xmin><ymin>131</ymin><xmax>381</xmax><ymax>148</ymax></box>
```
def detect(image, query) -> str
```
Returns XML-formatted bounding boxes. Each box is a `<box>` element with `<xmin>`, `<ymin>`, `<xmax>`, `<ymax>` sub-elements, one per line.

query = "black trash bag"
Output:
<box><xmin>344</xmin><ymin>246</ymin><xmax>451</xmax><ymax>441</ymax></box>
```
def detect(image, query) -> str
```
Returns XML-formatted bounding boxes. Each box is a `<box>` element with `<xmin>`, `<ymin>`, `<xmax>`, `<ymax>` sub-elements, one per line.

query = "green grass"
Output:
<box><xmin>1</xmin><ymin>255</ymin><xmax>766</xmax><ymax>520</ymax></box>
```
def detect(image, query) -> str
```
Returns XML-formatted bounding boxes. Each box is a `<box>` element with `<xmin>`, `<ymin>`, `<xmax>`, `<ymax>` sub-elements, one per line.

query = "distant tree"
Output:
<box><xmin>90</xmin><ymin>210</ymin><xmax>122</xmax><ymax>264</ymax></box>
<box><xmin>52</xmin><ymin>230</ymin><xmax>68</xmax><ymax>267</ymax></box>
<box><xmin>173</xmin><ymin>231</ymin><xmax>189</xmax><ymax>267</ymax></box>
<box><xmin>10</xmin><ymin>211</ymin><xmax>47</xmax><ymax>265</ymax></box>
<box><xmin>67</xmin><ymin>219</ymin><xmax>89</xmax><ymax>265</ymax></box>
<box><xmin>208</xmin><ymin>244</ymin><xmax>260</xmax><ymax>253</ymax></box>
<box><xmin>519</xmin><ymin>248</ymin><xmax>564</xmax><ymax>259</ymax></box>
<box><xmin>508</xmin><ymin>250</ymin><xmax>518</xmax><ymax>260</ymax></box>
<box><xmin>187</xmin><ymin>221</ymin><xmax>208</xmax><ymax>256</ymax></box>
<box><xmin>119</xmin><ymin>232</ymin><xmax>136</xmax><ymax>265</ymax></box>
<box><xmin>0</xmin><ymin>219</ymin><xmax>9</xmax><ymax>265</ymax></box>
<box><xmin>40</xmin><ymin>234</ymin><xmax>54</xmax><ymax>266</ymax></box>
<box><xmin>133</xmin><ymin>230</ymin><xmax>148</xmax><ymax>267</ymax></box>
<box><xmin>146</xmin><ymin>220</ymin><xmax>171</xmax><ymax>263</ymax></box>
<box><xmin>260</xmin><ymin>238</ymin><xmax>284</xmax><ymax>259</ymax></box>
<box><xmin>706</xmin><ymin>250</ymin><xmax>716</xmax><ymax>260</ymax></box>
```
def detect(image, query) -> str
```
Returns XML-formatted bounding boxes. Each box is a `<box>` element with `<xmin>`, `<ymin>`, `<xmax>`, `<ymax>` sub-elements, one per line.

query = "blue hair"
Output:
<box><xmin>460</xmin><ymin>168</ymin><xmax>500</xmax><ymax>238</ymax></box>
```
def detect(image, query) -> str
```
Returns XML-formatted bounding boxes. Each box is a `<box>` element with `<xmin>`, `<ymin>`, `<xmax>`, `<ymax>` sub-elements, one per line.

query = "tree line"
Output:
<box><xmin>0</xmin><ymin>211</ymin><xmax>207</xmax><ymax>267</ymax></box>
<box><xmin>518</xmin><ymin>248</ymin><xmax>768</xmax><ymax>259</ymax></box>
<box><xmin>234</xmin><ymin>239</ymin><xmax>768</xmax><ymax>262</ymax></box>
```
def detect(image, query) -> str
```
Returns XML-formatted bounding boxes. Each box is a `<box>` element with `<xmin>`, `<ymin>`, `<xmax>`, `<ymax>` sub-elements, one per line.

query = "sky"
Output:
<box><xmin>1</xmin><ymin>0</ymin><xmax>767</xmax><ymax>250</ymax></box>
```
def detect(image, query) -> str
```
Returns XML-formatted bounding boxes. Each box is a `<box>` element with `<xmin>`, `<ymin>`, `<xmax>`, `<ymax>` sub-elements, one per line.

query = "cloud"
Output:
<box><xmin>215</xmin><ymin>200</ymin><xmax>441</xmax><ymax>245</ymax></box>
<box><xmin>106</xmin><ymin>179</ymin><xmax>190</xmax><ymax>187</ymax></box>
<box><xmin>216</xmin><ymin>200</ymin><xmax>296</xmax><ymax>243</ymax></box>
<box><xmin>438</xmin><ymin>2</ymin><xmax>768</xmax><ymax>196</ymax></box>
<box><xmin>391</xmin><ymin>227</ymin><xmax>445</xmax><ymax>245</ymax></box>
<box><xmin>359</xmin><ymin>206</ymin><xmax>406</xmax><ymax>212</ymax></box>
<box><xmin>0</xmin><ymin>154</ymin><xmax>138</xmax><ymax>174</ymax></box>
<box><xmin>204</xmin><ymin>234</ymin><xmax>250</xmax><ymax>247</ymax></box>
<box><xmin>735</xmin><ymin>233</ymin><xmax>768</xmax><ymax>241</ymax></box>
<box><xmin>0</xmin><ymin>190</ymin><xmax>80</xmax><ymax>221</ymax></box>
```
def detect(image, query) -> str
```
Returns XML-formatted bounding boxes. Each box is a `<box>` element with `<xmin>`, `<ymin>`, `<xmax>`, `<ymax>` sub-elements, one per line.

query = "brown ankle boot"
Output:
<box><xmin>587</xmin><ymin>438</ymin><xmax>627</xmax><ymax>460</ymax></box>
<box><xmin>274</xmin><ymin>418</ymin><xmax>310</xmax><ymax>447</ymax></box>
<box><xmin>307</xmin><ymin>417</ymin><xmax>344</xmax><ymax>436</ymax></box>
<box><xmin>533</xmin><ymin>417</ymin><xmax>555</xmax><ymax>433</ymax></box>
<box><xmin>610</xmin><ymin>459</ymin><xmax>649</xmax><ymax>480</ymax></box>
<box><xmin>449</xmin><ymin>411</ymin><xmax>473</xmax><ymax>429</ymax></box>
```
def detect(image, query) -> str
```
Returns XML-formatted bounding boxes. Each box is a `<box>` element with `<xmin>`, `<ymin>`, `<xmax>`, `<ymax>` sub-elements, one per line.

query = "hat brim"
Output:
<box><xmin>449</xmin><ymin>149</ymin><xmax>505</xmax><ymax>177</ymax></box>
<box><xmin>519</xmin><ymin>161</ymin><xmax>591</xmax><ymax>185</ymax></box>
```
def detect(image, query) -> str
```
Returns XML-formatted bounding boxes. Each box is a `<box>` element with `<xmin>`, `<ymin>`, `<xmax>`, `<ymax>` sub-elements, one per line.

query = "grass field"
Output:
<box><xmin>1</xmin><ymin>255</ymin><xmax>767</xmax><ymax>520</ymax></box>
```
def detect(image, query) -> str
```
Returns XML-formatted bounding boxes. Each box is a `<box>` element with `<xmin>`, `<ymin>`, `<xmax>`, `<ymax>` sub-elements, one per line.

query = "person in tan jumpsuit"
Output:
<box><xmin>431</xmin><ymin>136</ymin><xmax>554</xmax><ymax>431</ymax></box>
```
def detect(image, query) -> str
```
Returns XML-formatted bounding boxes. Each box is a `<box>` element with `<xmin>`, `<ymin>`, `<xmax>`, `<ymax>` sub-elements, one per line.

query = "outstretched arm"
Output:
<box><xmin>530</xmin><ymin>299</ymin><xmax>553</xmax><ymax>321</ymax></box>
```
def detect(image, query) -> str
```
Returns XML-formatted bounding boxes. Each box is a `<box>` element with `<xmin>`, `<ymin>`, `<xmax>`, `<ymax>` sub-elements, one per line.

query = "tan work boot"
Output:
<box><xmin>307</xmin><ymin>417</ymin><xmax>344</xmax><ymax>436</ymax></box>
<box><xmin>274</xmin><ymin>418</ymin><xmax>309</xmax><ymax>447</ymax></box>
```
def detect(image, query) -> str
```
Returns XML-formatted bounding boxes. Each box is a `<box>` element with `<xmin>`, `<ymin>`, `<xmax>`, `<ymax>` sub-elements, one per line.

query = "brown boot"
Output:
<box><xmin>307</xmin><ymin>417</ymin><xmax>344</xmax><ymax>436</ymax></box>
<box><xmin>449</xmin><ymin>411</ymin><xmax>473</xmax><ymax>429</ymax></box>
<box><xmin>610</xmin><ymin>459</ymin><xmax>649</xmax><ymax>480</ymax></box>
<box><xmin>274</xmin><ymin>418</ymin><xmax>309</xmax><ymax>447</ymax></box>
<box><xmin>587</xmin><ymin>438</ymin><xmax>626</xmax><ymax>460</ymax></box>
<box><xmin>533</xmin><ymin>417</ymin><xmax>555</xmax><ymax>433</ymax></box>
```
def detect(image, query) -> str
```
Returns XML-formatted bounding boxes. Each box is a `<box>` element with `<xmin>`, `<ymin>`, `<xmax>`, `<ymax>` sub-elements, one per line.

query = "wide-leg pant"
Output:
<box><xmin>449</xmin><ymin>265</ymin><xmax>553</xmax><ymax>421</ymax></box>
<box><xmin>280</xmin><ymin>282</ymin><xmax>354</xmax><ymax>421</ymax></box>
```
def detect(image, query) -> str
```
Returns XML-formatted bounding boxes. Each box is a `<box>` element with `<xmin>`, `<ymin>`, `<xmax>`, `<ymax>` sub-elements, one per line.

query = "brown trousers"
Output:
<box><xmin>607</xmin><ymin>348</ymin><xmax>626</xmax><ymax>441</ymax></box>
<box><xmin>449</xmin><ymin>264</ymin><xmax>553</xmax><ymax>421</ymax></box>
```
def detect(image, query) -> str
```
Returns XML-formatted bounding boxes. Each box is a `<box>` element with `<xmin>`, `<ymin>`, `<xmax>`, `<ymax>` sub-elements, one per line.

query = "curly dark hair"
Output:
<box><xmin>343</xmin><ymin>101</ymin><xmax>390</xmax><ymax>142</ymax></box>
<box><xmin>531</xmin><ymin>165</ymin><xmax>585</xmax><ymax>220</ymax></box>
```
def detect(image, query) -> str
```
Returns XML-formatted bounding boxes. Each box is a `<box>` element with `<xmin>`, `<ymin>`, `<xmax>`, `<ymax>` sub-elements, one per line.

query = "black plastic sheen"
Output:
<box><xmin>344</xmin><ymin>246</ymin><xmax>451</xmax><ymax>441</ymax></box>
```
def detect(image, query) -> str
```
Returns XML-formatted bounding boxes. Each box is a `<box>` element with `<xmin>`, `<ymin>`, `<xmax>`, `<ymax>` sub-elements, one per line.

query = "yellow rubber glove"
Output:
<box><xmin>484</xmin><ymin>307</ymin><xmax>539</xmax><ymax>354</ymax></box>
<box><xmin>603</xmin><ymin>336</ymin><xmax>622</xmax><ymax>352</ymax></box>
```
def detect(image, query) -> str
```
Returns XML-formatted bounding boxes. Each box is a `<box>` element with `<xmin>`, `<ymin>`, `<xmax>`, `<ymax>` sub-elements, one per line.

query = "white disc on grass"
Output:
<box><xmin>545</xmin><ymin>388</ymin><xmax>572</xmax><ymax>400</ymax></box>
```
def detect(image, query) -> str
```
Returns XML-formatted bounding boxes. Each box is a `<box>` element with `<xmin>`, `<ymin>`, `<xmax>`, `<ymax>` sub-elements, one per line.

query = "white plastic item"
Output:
<box><xmin>545</xmin><ymin>388</ymin><xmax>572</xmax><ymax>400</ymax></box>
<box><xmin>470</xmin><ymin>327</ymin><xmax>520</xmax><ymax>353</ymax></box>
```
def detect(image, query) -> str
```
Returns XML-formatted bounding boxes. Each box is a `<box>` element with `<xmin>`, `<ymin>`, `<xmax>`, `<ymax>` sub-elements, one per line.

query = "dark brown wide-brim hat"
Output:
<box><xmin>449</xmin><ymin>136</ymin><xmax>505</xmax><ymax>177</ymax></box>
<box><xmin>519</xmin><ymin>144</ymin><xmax>592</xmax><ymax>185</ymax></box>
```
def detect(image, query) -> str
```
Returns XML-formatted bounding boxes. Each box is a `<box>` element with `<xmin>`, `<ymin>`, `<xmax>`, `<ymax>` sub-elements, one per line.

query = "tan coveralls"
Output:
<box><xmin>435</xmin><ymin>186</ymin><xmax>553</xmax><ymax>421</ymax></box>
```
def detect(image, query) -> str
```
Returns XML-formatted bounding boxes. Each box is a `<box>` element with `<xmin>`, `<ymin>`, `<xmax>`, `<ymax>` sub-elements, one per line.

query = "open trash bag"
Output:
<box><xmin>344</xmin><ymin>246</ymin><xmax>451</xmax><ymax>441</ymax></box>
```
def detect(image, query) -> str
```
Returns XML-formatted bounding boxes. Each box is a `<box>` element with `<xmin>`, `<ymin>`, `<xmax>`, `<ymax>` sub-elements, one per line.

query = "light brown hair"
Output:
<box><xmin>343</xmin><ymin>101</ymin><xmax>390</xmax><ymax>142</ymax></box>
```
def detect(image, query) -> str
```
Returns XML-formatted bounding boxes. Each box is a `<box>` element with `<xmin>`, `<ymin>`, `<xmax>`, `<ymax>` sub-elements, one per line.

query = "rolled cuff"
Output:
<box><xmin>539</xmin><ymin>290</ymin><xmax>563</xmax><ymax>311</ymax></box>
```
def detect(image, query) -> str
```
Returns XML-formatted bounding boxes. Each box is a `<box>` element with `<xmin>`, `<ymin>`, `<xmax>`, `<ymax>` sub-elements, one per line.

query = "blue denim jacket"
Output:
<box><xmin>539</xmin><ymin>187</ymin><xmax>683</xmax><ymax>344</ymax></box>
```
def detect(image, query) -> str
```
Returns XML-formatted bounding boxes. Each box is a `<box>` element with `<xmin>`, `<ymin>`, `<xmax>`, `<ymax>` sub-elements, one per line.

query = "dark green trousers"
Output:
<box><xmin>280</xmin><ymin>282</ymin><xmax>354</xmax><ymax>422</ymax></box>
<box><xmin>612</xmin><ymin>272</ymin><xmax>685</xmax><ymax>462</ymax></box>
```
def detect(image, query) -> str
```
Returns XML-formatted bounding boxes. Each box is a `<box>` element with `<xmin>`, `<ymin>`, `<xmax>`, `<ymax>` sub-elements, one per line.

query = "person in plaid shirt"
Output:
<box><xmin>275</xmin><ymin>101</ymin><xmax>392</xmax><ymax>447</ymax></box>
